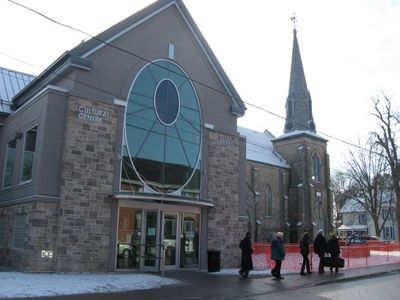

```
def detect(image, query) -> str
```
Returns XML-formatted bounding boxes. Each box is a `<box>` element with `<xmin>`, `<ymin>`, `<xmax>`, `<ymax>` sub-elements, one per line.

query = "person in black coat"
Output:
<box><xmin>239</xmin><ymin>232</ymin><xmax>253</xmax><ymax>279</ymax></box>
<box><xmin>299</xmin><ymin>232</ymin><xmax>312</xmax><ymax>275</ymax></box>
<box><xmin>313</xmin><ymin>230</ymin><xmax>327</xmax><ymax>274</ymax></box>
<box><xmin>327</xmin><ymin>233</ymin><xmax>341</xmax><ymax>273</ymax></box>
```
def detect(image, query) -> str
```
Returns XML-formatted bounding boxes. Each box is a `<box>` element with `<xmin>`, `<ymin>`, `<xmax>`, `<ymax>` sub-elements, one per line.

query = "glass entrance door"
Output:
<box><xmin>141</xmin><ymin>210</ymin><xmax>159</xmax><ymax>270</ymax></box>
<box><xmin>181</xmin><ymin>213</ymin><xmax>200</xmax><ymax>268</ymax></box>
<box><xmin>163</xmin><ymin>213</ymin><xmax>178</xmax><ymax>269</ymax></box>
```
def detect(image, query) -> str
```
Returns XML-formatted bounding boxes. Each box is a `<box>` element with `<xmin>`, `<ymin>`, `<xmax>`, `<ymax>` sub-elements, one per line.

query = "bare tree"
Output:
<box><xmin>331</xmin><ymin>170</ymin><xmax>357</xmax><ymax>227</ymax></box>
<box><xmin>344</xmin><ymin>137</ymin><xmax>393</xmax><ymax>237</ymax></box>
<box><xmin>370</xmin><ymin>94</ymin><xmax>400</xmax><ymax>239</ymax></box>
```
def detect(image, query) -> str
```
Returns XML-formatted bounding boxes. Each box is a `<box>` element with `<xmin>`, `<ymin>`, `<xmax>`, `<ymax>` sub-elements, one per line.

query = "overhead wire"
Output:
<box><xmin>6</xmin><ymin>0</ymin><xmax>388</xmax><ymax>158</ymax></box>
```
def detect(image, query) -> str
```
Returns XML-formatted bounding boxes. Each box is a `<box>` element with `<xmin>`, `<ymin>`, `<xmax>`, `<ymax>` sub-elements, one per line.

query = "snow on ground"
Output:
<box><xmin>0</xmin><ymin>272</ymin><xmax>180</xmax><ymax>299</ymax></box>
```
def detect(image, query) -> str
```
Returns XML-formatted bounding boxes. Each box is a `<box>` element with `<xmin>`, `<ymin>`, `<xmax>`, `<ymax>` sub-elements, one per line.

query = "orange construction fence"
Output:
<box><xmin>251</xmin><ymin>241</ymin><xmax>400</xmax><ymax>271</ymax></box>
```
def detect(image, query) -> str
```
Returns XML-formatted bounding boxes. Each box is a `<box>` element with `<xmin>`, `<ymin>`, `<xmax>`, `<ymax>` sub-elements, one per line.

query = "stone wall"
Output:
<box><xmin>245</xmin><ymin>161</ymin><xmax>290</xmax><ymax>242</ymax></box>
<box><xmin>55</xmin><ymin>97</ymin><xmax>118</xmax><ymax>272</ymax></box>
<box><xmin>206</xmin><ymin>130</ymin><xmax>242</xmax><ymax>268</ymax></box>
<box><xmin>0</xmin><ymin>201</ymin><xmax>58</xmax><ymax>272</ymax></box>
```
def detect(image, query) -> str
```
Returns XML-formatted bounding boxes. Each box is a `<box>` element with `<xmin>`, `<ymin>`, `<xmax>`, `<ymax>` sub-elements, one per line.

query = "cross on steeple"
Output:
<box><xmin>290</xmin><ymin>12</ymin><xmax>297</xmax><ymax>29</ymax></box>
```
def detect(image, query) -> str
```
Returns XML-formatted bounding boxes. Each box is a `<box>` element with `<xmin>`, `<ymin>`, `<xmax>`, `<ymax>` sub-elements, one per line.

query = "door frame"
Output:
<box><xmin>161</xmin><ymin>211</ymin><xmax>181</xmax><ymax>270</ymax></box>
<box><xmin>140</xmin><ymin>209</ymin><xmax>161</xmax><ymax>272</ymax></box>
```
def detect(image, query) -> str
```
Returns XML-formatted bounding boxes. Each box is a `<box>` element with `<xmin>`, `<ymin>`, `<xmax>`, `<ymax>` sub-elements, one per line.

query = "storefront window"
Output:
<box><xmin>117</xmin><ymin>207</ymin><xmax>142</xmax><ymax>269</ymax></box>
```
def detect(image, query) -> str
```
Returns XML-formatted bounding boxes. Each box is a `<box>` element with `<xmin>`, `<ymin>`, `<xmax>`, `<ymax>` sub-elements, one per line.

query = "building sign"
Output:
<box><xmin>217</xmin><ymin>136</ymin><xmax>232</xmax><ymax>146</ymax></box>
<box><xmin>77</xmin><ymin>105</ymin><xmax>111</xmax><ymax>124</ymax></box>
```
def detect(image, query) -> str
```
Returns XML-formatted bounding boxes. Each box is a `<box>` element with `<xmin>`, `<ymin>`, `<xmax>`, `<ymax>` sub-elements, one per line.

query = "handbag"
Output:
<box><xmin>323</xmin><ymin>255</ymin><xmax>344</xmax><ymax>268</ymax></box>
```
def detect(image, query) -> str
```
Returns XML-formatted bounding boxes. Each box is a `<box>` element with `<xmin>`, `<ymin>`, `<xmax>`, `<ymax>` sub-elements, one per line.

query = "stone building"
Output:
<box><xmin>237</xmin><ymin>28</ymin><xmax>333</xmax><ymax>243</ymax></box>
<box><xmin>0</xmin><ymin>0</ymin><xmax>332</xmax><ymax>272</ymax></box>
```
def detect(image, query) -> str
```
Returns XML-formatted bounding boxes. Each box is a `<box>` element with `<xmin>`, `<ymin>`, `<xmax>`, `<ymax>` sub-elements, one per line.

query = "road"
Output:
<box><xmin>243</xmin><ymin>272</ymin><xmax>400</xmax><ymax>300</ymax></box>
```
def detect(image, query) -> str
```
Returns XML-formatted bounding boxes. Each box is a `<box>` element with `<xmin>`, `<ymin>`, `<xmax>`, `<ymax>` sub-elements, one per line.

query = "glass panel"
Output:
<box><xmin>123</xmin><ymin>60</ymin><xmax>201</xmax><ymax>194</ymax></box>
<box><xmin>163</xmin><ymin>214</ymin><xmax>177</xmax><ymax>266</ymax></box>
<box><xmin>117</xmin><ymin>208</ymin><xmax>142</xmax><ymax>269</ymax></box>
<box><xmin>155</xmin><ymin>80</ymin><xmax>179</xmax><ymax>125</ymax></box>
<box><xmin>144</xmin><ymin>211</ymin><xmax>157</xmax><ymax>267</ymax></box>
<box><xmin>181</xmin><ymin>213</ymin><xmax>199</xmax><ymax>268</ymax></box>
<box><xmin>21</xmin><ymin>126</ymin><xmax>38</xmax><ymax>182</ymax></box>
<box><xmin>3</xmin><ymin>140</ymin><xmax>16</xmax><ymax>188</ymax></box>
<box><xmin>120</xmin><ymin>146</ymin><xmax>143</xmax><ymax>192</ymax></box>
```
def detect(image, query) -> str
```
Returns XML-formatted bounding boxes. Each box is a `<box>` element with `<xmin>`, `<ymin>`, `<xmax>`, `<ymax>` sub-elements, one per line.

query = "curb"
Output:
<box><xmin>309</xmin><ymin>268</ymin><xmax>400</xmax><ymax>287</ymax></box>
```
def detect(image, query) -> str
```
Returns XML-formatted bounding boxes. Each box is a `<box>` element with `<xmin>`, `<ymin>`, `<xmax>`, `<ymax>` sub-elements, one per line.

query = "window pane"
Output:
<box><xmin>123</xmin><ymin>60</ymin><xmax>202</xmax><ymax>194</ymax></box>
<box><xmin>3</xmin><ymin>140</ymin><xmax>17</xmax><ymax>188</ymax></box>
<box><xmin>21</xmin><ymin>126</ymin><xmax>38</xmax><ymax>182</ymax></box>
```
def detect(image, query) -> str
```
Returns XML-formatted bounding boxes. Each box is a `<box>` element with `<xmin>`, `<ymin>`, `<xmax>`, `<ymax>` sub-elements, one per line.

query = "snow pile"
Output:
<box><xmin>0</xmin><ymin>272</ymin><xmax>179</xmax><ymax>299</ymax></box>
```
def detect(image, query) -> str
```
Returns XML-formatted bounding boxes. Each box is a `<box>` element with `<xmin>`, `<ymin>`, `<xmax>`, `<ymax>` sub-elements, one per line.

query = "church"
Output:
<box><xmin>0</xmin><ymin>0</ymin><xmax>332</xmax><ymax>272</ymax></box>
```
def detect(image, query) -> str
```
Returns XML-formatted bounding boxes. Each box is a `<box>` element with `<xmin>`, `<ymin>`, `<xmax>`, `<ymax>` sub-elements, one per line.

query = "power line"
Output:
<box><xmin>6</xmin><ymin>0</ymin><xmax>386</xmax><ymax>158</ymax></box>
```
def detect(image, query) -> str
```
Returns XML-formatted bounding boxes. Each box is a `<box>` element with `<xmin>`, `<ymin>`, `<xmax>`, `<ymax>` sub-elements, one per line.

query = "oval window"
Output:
<box><xmin>154</xmin><ymin>79</ymin><xmax>180</xmax><ymax>125</ymax></box>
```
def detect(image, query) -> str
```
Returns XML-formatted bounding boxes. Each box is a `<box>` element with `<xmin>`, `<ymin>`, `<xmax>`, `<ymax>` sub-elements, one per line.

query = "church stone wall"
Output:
<box><xmin>245</xmin><ymin>161</ymin><xmax>289</xmax><ymax>242</ymax></box>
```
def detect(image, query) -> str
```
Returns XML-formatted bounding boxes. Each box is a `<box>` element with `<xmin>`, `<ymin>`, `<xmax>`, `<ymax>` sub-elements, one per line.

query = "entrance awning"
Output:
<box><xmin>110</xmin><ymin>192</ymin><xmax>214</xmax><ymax>208</ymax></box>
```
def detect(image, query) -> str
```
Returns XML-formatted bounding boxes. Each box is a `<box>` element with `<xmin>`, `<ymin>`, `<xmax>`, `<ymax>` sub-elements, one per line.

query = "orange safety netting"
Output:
<box><xmin>251</xmin><ymin>241</ymin><xmax>400</xmax><ymax>271</ymax></box>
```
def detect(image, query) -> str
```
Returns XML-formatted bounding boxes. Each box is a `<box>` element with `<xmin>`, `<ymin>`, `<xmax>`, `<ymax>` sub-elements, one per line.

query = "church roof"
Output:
<box><xmin>11</xmin><ymin>0</ymin><xmax>246</xmax><ymax>117</ymax></box>
<box><xmin>238</xmin><ymin>126</ymin><xmax>290</xmax><ymax>169</ymax></box>
<box><xmin>272</xmin><ymin>130</ymin><xmax>327</xmax><ymax>143</ymax></box>
<box><xmin>0</xmin><ymin>67</ymin><xmax>35</xmax><ymax>113</ymax></box>
<box><xmin>283</xmin><ymin>28</ymin><xmax>316</xmax><ymax>133</ymax></box>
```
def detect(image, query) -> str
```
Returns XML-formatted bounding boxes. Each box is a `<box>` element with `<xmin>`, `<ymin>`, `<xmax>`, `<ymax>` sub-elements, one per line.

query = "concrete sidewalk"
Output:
<box><xmin>12</xmin><ymin>263</ymin><xmax>400</xmax><ymax>300</ymax></box>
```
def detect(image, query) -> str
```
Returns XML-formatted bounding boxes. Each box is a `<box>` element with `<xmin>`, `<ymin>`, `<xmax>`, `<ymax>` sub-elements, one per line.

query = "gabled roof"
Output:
<box><xmin>238</xmin><ymin>126</ymin><xmax>290</xmax><ymax>169</ymax></box>
<box><xmin>340</xmin><ymin>198</ymin><xmax>365</xmax><ymax>213</ymax></box>
<box><xmin>12</xmin><ymin>0</ymin><xmax>246</xmax><ymax>116</ymax></box>
<box><xmin>0</xmin><ymin>67</ymin><xmax>35</xmax><ymax>113</ymax></box>
<box><xmin>341</xmin><ymin>192</ymin><xmax>396</xmax><ymax>213</ymax></box>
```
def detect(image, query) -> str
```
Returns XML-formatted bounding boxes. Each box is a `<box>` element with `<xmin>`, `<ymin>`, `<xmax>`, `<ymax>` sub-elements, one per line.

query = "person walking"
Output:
<box><xmin>271</xmin><ymin>232</ymin><xmax>285</xmax><ymax>279</ymax></box>
<box><xmin>327</xmin><ymin>233</ymin><xmax>340</xmax><ymax>273</ymax></box>
<box><xmin>299</xmin><ymin>232</ymin><xmax>312</xmax><ymax>275</ymax></box>
<box><xmin>313</xmin><ymin>230</ymin><xmax>327</xmax><ymax>274</ymax></box>
<box><xmin>239</xmin><ymin>232</ymin><xmax>253</xmax><ymax>279</ymax></box>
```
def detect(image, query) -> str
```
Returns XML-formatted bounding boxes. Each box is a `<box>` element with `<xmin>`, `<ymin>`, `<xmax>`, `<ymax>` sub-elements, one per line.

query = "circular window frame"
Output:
<box><xmin>124</xmin><ymin>59</ymin><xmax>203</xmax><ymax>195</ymax></box>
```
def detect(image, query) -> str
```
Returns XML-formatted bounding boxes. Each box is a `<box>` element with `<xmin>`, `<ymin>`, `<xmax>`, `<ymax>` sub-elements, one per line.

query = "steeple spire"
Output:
<box><xmin>284</xmin><ymin>24</ymin><xmax>316</xmax><ymax>133</ymax></box>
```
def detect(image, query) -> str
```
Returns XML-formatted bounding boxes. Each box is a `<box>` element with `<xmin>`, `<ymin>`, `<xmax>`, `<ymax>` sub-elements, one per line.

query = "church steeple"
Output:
<box><xmin>284</xmin><ymin>27</ymin><xmax>316</xmax><ymax>133</ymax></box>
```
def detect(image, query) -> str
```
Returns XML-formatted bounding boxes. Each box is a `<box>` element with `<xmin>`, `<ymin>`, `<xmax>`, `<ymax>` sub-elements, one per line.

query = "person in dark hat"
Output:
<box><xmin>299</xmin><ymin>232</ymin><xmax>312</xmax><ymax>275</ymax></box>
<box><xmin>313</xmin><ymin>230</ymin><xmax>327</xmax><ymax>274</ymax></box>
<box><xmin>239</xmin><ymin>232</ymin><xmax>253</xmax><ymax>279</ymax></box>
<box><xmin>327</xmin><ymin>232</ymin><xmax>341</xmax><ymax>273</ymax></box>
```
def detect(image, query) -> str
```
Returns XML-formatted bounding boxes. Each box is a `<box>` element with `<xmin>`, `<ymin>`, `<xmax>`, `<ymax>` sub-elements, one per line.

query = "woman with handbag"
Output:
<box><xmin>327</xmin><ymin>233</ymin><xmax>341</xmax><ymax>273</ymax></box>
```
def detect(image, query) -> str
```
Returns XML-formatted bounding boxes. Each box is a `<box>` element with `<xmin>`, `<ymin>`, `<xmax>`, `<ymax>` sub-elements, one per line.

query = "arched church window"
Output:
<box><xmin>311</xmin><ymin>153</ymin><xmax>320</xmax><ymax>181</ymax></box>
<box><xmin>265</xmin><ymin>184</ymin><xmax>272</xmax><ymax>217</ymax></box>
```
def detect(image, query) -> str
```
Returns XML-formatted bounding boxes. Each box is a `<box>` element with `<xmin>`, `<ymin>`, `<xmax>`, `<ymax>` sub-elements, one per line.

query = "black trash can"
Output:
<box><xmin>207</xmin><ymin>250</ymin><xmax>221</xmax><ymax>272</ymax></box>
